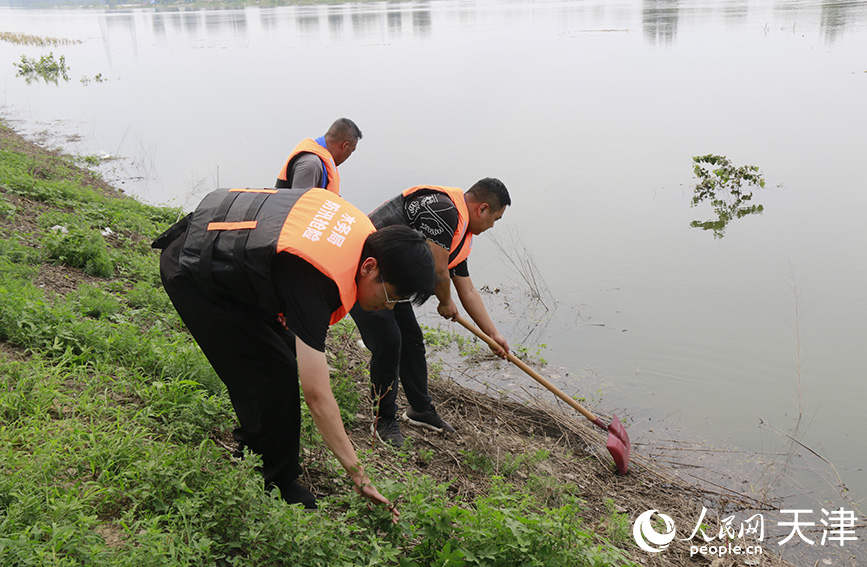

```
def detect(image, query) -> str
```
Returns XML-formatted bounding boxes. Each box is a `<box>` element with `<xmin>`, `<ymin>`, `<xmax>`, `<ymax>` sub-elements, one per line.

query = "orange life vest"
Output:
<box><xmin>180</xmin><ymin>187</ymin><xmax>373</xmax><ymax>324</ymax></box>
<box><xmin>277</xmin><ymin>139</ymin><xmax>341</xmax><ymax>195</ymax></box>
<box><xmin>369</xmin><ymin>185</ymin><xmax>472</xmax><ymax>270</ymax></box>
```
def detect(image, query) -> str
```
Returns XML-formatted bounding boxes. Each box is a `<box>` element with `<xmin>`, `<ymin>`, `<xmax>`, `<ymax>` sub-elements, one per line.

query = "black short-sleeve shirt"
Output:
<box><xmin>272</xmin><ymin>253</ymin><xmax>342</xmax><ymax>352</ymax></box>
<box><xmin>404</xmin><ymin>191</ymin><xmax>470</xmax><ymax>278</ymax></box>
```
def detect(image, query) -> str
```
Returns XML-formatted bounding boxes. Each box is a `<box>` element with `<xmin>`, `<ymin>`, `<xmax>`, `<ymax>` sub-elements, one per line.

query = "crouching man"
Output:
<box><xmin>153</xmin><ymin>187</ymin><xmax>435</xmax><ymax>520</ymax></box>
<box><xmin>351</xmin><ymin>178</ymin><xmax>511</xmax><ymax>447</ymax></box>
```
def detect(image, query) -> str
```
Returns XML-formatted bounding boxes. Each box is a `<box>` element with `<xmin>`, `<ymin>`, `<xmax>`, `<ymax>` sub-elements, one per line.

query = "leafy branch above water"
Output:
<box><xmin>690</xmin><ymin>154</ymin><xmax>767</xmax><ymax>238</ymax></box>
<box><xmin>14</xmin><ymin>52</ymin><xmax>70</xmax><ymax>84</ymax></box>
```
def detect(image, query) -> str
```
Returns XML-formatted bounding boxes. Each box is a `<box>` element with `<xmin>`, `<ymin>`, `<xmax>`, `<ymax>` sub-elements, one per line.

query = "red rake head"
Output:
<box><xmin>606</xmin><ymin>414</ymin><xmax>631</xmax><ymax>475</ymax></box>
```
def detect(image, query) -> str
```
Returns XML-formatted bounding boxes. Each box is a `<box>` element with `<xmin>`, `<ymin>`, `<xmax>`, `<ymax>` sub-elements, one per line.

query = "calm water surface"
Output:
<box><xmin>2</xmin><ymin>0</ymin><xmax>866</xmax><ymax>560</ymax></box>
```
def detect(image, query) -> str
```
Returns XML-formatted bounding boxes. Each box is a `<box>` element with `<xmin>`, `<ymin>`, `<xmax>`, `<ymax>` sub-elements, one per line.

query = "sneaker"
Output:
<box><xmin>274</xmin><ymin>480</ymin><xmax>318</xmax><ymax>510</ymax></box>
<box><xmin>373</xmin><ymin>417</ymin><xmax>406</xmax><ymax>447</ymax></box>
<box><xmin>401</xmin><ymin>406</ymin><xmax>455</xmax><ymax>434</ymax></box>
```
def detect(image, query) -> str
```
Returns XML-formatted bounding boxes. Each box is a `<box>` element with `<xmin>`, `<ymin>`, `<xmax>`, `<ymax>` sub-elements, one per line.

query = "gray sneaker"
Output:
<box><xmin>401</xmin><ymin>406</ymin><xmax>455</xmax><ymax>434</ymax></box>
<box><xmin>373</xmin><ymin>417</ymin><xmax>406</xmax><ymax>447</ymax></box>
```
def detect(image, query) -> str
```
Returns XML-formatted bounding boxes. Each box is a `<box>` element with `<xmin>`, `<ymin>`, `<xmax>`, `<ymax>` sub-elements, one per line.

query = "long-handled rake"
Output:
<box><xmin>454</xmin><ymin>315</ymin><xmax>631</xmax><ymax>474</ymax></box>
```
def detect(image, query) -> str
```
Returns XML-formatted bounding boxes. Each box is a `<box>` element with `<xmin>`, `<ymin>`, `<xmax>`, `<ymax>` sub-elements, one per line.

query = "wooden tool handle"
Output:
<box><xmin>453</xmin><ymin>315</ymin><xmax>600</xmax><ymax>424</ymax></box>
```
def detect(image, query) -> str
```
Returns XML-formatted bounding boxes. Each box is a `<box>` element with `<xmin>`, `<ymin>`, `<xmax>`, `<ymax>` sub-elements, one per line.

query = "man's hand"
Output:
<box><xmin>353</xmin><ymin>476</ymin><xmax>400</xmax><ymax>524</ymax></box>
<box><xmin>437</xmin><ymin>298</ymin><xmax>459</xmax><ymax>320</ymax></box>
<box><xmin>296</xmin><ymin>338</ymin><xmax>399</xmax><ymax>523</ymax></box>
<box><xmin>489</xmin><ymin>332</ymin><xmax>510</xmax><ymax>359</ymax></box>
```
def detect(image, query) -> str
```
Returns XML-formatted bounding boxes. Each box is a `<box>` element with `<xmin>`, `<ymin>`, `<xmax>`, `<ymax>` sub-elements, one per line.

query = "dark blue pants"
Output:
<box><xmin>350</xmin><ymin>302</ymin><xmax>432</xmax><ymax>420</ymax></box>
<box><xmin>160</xmin><ymin>237</ymin><xmax>301</xmax><ymax>497</ymax></box>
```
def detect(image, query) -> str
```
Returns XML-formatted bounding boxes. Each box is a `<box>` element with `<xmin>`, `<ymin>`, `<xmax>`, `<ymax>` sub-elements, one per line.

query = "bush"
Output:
<box><xmin>14</xmin><ymin>52</ymin><xmax>70</xmax><ymax>83</ymax></box>
<box><xmin>43</xmin><ymin>227</ymin><xmax>115</xmax><ymax>277</ymax></box>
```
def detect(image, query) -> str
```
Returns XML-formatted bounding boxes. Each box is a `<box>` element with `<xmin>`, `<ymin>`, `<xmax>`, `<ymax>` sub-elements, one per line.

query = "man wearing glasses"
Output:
<box><xmin>154</xmin><ymin>187</ymin><xmax>435</xmax><ymax>517</ymax></box>
<box><xmin>351</xmin><ymin>178</ymin><xmax>512</xmax><ymax>447</ymax></box>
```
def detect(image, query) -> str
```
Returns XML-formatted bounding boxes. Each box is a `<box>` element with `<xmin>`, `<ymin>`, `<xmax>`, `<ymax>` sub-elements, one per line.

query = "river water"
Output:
<box><xmin>1</xmin><ymin>0</ymin><xmax>865</xmax><ymax>562</ymax></box>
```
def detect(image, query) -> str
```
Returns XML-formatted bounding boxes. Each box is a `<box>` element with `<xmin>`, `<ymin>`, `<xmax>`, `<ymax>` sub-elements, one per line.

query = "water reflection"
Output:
<box><xmin>387</xmin><ymin>2</ymin><xmax>404</xmax><ymax>38</ymax></box>
<box><xmin>412</xmin><ymin>3</ymin><xmax>432</xmax><ymax>37</ymax></box>
<box><xmin>351</xmin><ymin>10</ymin><xmax>380</xmax><ymax>38</ymax></box>
<box><xmin>297</xmin><ymin>13</ymin><xmax>320</xmax><ymax>35</ymax></box>
<box><xmin>73</xmin><ymin>0</ymin><xmax>867</xmax><ymax>49</ymax></box>
<box><xmin>152</xmin><ymin>7</ymin><xmax>182</xmax><ymax>37</ymax></box>
<box><xmin>643</xmin><ymin>0</ymin><xmax>679</xmax><ymax>46</ymax></box>
<box><xmin>820</xmin><ymin>0</ymin><xmax>860</xmax><ymax>43</ymax></box>
<box><xmin>721</xmin><ymin>0</ymin><xmax>749</xmax><ymax>27</ymax></box>
<box><xmin>99</xmin><ymin>10</ymin><xmax>138</xmax><ymax>60</ymax></box>
<box><xmin>204</xmin><ymin>10</ymin><xmax>247</xmax><ymax>36</ymax></box>
<box><xmin>182</xmin><ymin>10</ymin><xmax>201</xmax><ymax>34</ymax></box>
<box><xmin>328</xmin><ymin>7</ymin><xmax>346</xmax><ymax>37</ymax></box>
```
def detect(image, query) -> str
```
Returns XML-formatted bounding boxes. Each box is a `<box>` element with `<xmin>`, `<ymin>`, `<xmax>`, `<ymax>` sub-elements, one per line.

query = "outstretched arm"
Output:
<box><xmin>453</xmin><ymin>274</ymin><xmax>509</xmax><ymax>359</ymax></box>
<box><xmin>429</xmin><ymin>241</ymin><xmax>459</xmax><ymax>320</ymax></box>
<box><xmin>295</xmin><ymin>337</ymin><xmax>399</xmax><ymax>522</ymax></box>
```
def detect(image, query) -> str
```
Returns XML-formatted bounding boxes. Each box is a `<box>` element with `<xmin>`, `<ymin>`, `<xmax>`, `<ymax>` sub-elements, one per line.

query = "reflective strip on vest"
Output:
<box><xmin>207</xmin><ymin>220</ymin><xmax>258</xmax><ymax>231</ymax></box>
<box><xmin>277</xmin><ymin>139</ymin><xmax>341</xmax><ymax>195</ymax></box>
<box><xmin>230</xmin><ymin>188</ymin><xmax>278</xmax><ymax>194</ymax></box>
<box><xmin>400</xmin><ymin>186</ymin><xmax>473</xmax><ymax>270</ymax></box>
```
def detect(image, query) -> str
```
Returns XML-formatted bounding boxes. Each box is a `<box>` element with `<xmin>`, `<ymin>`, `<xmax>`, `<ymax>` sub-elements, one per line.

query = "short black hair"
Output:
<box><xmin>326</xmin><ymin>118</ymin><xmax>363</xmax><ymax>143</ymax></box>
<box><xmin>361</xmin><ymin>225</ymin><xmax>435</xmax><ymax>305</ymax></box>
<box><xmin>466</xmin><ymin>177</ymin><xmax>511</xmax><ymax>210</ymax></box>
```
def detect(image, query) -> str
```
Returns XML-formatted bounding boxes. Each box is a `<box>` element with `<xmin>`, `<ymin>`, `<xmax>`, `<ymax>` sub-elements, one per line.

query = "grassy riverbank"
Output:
<box><xmin>0</xmin><ymin>121</ymin><xmax>798</xmax><ymax>566</ymax></box>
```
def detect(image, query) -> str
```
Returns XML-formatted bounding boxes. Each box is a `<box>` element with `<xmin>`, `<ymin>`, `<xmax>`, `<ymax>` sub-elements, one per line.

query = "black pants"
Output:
<box><xmin>350</xmin><ymin>301</ymin><xmax>432</xmax><ymax>420</ymax></box>
<box><xmin>160</xmin><ymin>237</ymin><xmax>301</xmax><ymax>496</ymax></box>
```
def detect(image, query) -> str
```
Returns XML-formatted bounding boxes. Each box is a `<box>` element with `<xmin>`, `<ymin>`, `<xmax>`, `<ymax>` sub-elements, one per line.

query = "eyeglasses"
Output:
<box><xmin>381</xmin><ymin>279</ymin><xmax>412</xmax><ymax>304</ymax></box>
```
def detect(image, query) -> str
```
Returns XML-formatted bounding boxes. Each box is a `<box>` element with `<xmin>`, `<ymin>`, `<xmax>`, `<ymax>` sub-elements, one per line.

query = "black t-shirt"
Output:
<box><xmin>271</xmin><ymin>253</ymin><xmax>341</xmax><ymax>352</ymax></box>
<box><xmin>404</xmin><ymin>191</ymin><xmax>469</xmax><ymax>278</ymax></box>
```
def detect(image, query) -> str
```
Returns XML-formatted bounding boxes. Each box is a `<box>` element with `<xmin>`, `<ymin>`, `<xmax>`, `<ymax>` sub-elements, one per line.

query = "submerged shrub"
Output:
<box><xmin>14</xmin><ymin>52</ymin><xmax>71</xmax><ymax>83</ymax></box>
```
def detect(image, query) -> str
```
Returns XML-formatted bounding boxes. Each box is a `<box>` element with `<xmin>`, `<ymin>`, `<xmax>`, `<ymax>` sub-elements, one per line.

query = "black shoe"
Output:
<box><xmin>401</xmin><ymin>406</ymin><xmax>455</xmax><ymax>434</ymax></box>
<box><xmin>373</xmin><ymin>417</ymin><xmax>406</xmax><ymax>447</ymax></box>
<box><xmin>278</xmin><ymin>480</ymin><xmax>318</xmax><ymax>510</ymax></box>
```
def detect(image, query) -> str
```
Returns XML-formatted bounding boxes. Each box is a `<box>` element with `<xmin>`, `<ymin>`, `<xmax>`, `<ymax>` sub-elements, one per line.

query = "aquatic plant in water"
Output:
<box><xmin>0</xmin><ymin>31</ymin><xmax>81</xmax><ymax>47</ymax></box>
<box><xmin>690</xmin><ymin>154</ymin><xmax>766</xmax><ymax>238</ymax></box>
<box><xmin>14</xmin><ymin>52</ymin><xmax>70</xmax><ymax>84</ymax></box>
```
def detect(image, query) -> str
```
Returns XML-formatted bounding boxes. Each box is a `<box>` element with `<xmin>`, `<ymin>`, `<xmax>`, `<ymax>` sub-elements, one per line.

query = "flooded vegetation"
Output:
<box><xmin>0</xmin><ymin>31</ymin><xmax>81</xmax><ymax>47</ymax></box>
<box><xmin>14</xmin><ymin>52</ymin><xmax>71</xmax><ymax>83</ymax></box>
<box><xmin>689</xmin><ymin>154</ymin><xmax>768</xmax><ymax>238</ymax></box>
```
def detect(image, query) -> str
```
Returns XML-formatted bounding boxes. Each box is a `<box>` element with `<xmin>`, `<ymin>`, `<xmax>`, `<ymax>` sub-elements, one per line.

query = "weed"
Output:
<box><xmin>602</xmin><ymin>498</ymin><xmax>632</xmax><ymax>543</ymax></box>
<box><xmin>0</xmin><ymin>237</ymin><xmax>42</xmax><ymax>265</ymax></box>
<box><xmin>73</xmin><ymin>282</ymin><xmax>122</xmax><ymax>319</ymax></box>
<box><xmin>43</xmin><ymin>226</ymin><xmax>115</xmax><ymax>277</ymax></box>
<box><xmin>14</xmin><ymin>52</ymin><xmax>71</xmax><ymax>84</ymax></box>
<box><xmin>80</xmin><ymin>74</ymin><xmax>107</xmax><ymax>86</ymax></box>
<box><xmin>77</xmin><ymin>154</ymin><xmax>103</xmax><ymax>167</ymax></box>
<box><xmin>0</xmin><ymin>194</ymin><xmax>15</xmax><ymax>219</ymax></box>
<box><xmin>422</xmin><ymin>324</ymin><xmax>467</xmax><ymax>349</ymax></box>
<box><xmin>690</xmin><ymin>154</ymin><xmax>768</xmax><ymax>238</ymax></box>
<box><xmin>489</xmin><ymin>227</ymin><xmax>556</xmax><ymax>309</ymax></box>
<box><xmin>416</xmin><ymin>447</ymin><xmax>436</xmax><ymax>466</ymax></box>
<box><xmin>0</xmin><ymin>126</ymin><xmax>643</xmax><ymax>567</ymax></box>
<box><xmin>514</xmin><ymin>341</ymin><xmax>548</xmax><ymax>365</ymax></box>
<box><xmin>0</xmin><ymin>32</ymin><xmax>81</xmax><ymax>47</ymax></box>
<box><xmin>461</xmin><ymin>448</ymin><xmax>496</xmax><ymax>474</ymax></box>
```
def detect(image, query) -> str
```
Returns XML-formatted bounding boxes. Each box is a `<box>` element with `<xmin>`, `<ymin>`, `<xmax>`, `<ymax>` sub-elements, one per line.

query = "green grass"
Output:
<box><xmin>0</xmin><ymin>125</ymin><xmax>638</xmax><ymax>566</ymax></box>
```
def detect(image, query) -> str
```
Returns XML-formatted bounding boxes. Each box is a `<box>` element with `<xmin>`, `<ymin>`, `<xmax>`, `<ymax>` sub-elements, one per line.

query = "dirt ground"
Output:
<box><xmin>1</xmin><ymin>121</ymin><xmax>847</xmax><ymax>567</ymax></box>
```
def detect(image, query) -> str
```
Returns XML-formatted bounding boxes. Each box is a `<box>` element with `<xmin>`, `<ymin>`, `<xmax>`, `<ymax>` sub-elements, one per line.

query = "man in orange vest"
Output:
<box><xmin>351</xmin><ymin>178</ymin><xmax>511</xmax><ymax>447</ymax></box>
<box><xmin>275</xmin><ymin>118</ymin><xmax>362</xmax><ymax>195</ymax></box>
<box><xmin>153</xmin><ymin>187</ymin><xmax>435</xmax><ymax>519</ymax></box>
